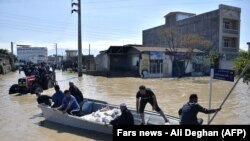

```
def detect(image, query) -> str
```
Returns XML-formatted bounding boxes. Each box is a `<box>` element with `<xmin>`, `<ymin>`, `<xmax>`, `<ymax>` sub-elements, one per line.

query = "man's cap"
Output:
<box><xmin>120</xmin><ymin>103</ymin><xmax>127</xmax><ymax>108</ymax></box>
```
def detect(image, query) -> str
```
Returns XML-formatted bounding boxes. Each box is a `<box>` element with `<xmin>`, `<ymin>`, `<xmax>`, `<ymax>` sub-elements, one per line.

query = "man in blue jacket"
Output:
<box><xmin>51</xmin><ymin>85</ymin><xmax>64</xmax><ymax>108</ymax></box>
<box><xmin>178</xmin><ymin>94</ymin><xmax>221</xmax><ymax>125</ymax></box>
<box><xmin>56</xmin><ymin>90</ymin><xmax>80</xmax><ymax>116</ymax></box>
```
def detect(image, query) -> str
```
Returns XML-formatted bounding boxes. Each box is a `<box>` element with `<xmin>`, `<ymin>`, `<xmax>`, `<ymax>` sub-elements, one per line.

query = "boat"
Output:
<box><xmin>38</xmin><ymin>98</ymin><xmax>180</xmax><ymax>134</ymax></box>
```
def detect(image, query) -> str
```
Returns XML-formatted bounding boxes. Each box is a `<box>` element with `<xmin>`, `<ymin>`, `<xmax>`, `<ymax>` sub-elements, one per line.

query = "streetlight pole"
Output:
<box><xmin>72</xmin><ymin>0</ymin><xmax>82</xmax><ymax>77</ymax></box>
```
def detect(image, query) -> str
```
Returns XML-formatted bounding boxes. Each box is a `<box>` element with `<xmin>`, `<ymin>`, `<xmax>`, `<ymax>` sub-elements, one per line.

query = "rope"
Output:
<box><xmin>208</xmin><ymin>61</ymin><xmax>250</xmax><ymax>125</ymax></box>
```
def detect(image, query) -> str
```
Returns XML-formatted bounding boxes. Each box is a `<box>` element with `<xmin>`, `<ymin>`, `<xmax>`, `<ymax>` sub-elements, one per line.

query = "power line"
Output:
<box><xmin>0</xmin><ymin>12</ymin><xmax>144</xmax><ymax>33</ymax></box>
<box><xmin>84</xmin><ymin>0</ymin><xmax>241</xmax><ymax>9</ymax></box>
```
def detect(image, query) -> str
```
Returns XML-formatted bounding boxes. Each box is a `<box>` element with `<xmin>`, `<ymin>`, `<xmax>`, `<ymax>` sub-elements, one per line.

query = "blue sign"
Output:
<box><xmin>213</xmin><ymin>69</ymin><xmax>235</xmax><ymax>82</ymax></box>
<box><xmin>150</xmin><ymin>52</ymin><xmax>165</xmax><ymax>60</ymax></box>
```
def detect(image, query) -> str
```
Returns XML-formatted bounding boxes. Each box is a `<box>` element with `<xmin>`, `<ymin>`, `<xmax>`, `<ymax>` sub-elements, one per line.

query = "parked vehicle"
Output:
<box><xmin>9</xmin><ymin>72</ymin><xmax>56</xmax><ymax>94</ymax></box>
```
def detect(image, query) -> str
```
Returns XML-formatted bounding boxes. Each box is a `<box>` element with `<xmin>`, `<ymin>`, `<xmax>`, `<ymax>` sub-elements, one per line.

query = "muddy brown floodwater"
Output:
<box><xmin>0</xmin><ymin>70</ymin><xmax>249</xmax><ymax>141</ymax></box>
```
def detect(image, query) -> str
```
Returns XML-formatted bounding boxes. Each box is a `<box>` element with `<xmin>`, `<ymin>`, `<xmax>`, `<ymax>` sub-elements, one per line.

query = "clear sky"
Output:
<box><xmin>0</xmin><ymin>0</ymin><xmax>249</xmax><ymax>56</ymax></box>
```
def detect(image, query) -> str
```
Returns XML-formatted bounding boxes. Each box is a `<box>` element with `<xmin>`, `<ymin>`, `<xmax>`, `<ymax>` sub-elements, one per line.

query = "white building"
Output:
<box><xmin>17</xmin><ymin>45</ymin><xmax>48</xmax><ymax>63</ymax></box>
<box><xmin>65</xmin><ymin>50</ymin><xmax>78</xmax><ymax>60</ymax></box>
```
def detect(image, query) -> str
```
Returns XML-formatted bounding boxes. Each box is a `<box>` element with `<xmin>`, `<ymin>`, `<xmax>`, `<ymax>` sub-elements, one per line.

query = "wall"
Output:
<box><xmin>17</xmin><ymin>47</ymin><xmax>48</xmax><ymax>62</ymax></box>
<box><xmin>143</xmin><ymin>10</ymin><xmax>220</xmax><ymax>53</ymax></box>
<box><xmin>127</xmin><ymin>48</ymin><xmax>140</xmax><ymax>73</ymax></box>
<box><xmin>0</xmin><ymin>54</ymin><xmax>11</xmax><ymax>74</ymax></box>
<box><xmin>177</xmin><ymin>10</ymin><xmax>220</xmax><ymax>52</ymax></box>
<box><xmin>220</xmin><ymin>60</ymin><xmax>235</xmax><ymax>70</ymax></box>
<box><xmin>185</xmin><ymin>61</ymin><xmax>193</xmax><ymax>73</ymax></box>
<box><xmin>95</xmin><ymin>53</ymin><xmax>109</xmax><ymax>71</ymax></box>
<box><xmin>139</xmin><ymin>53</ymin><xmax>150</xmax><ymax>77</ymax></box>
<box><xmin>164</xmin><ymin>55</ymin><xmax>172</xmax><ymax>76</ymax></box>
<box><xmin>109</xmin><ymin>54</ymin><xmax>129</xmax><ymax>71</ymax></box>
<box><xmin>143</xmin><ymin>25</ymin><xmax>167</xmax><ymax>47</ymax></box>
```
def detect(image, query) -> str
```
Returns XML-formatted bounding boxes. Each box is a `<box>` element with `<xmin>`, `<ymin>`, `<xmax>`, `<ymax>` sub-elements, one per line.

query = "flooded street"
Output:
<box><xmin>0</xmin><ymin>70</ymin><xmax>249</xmax><ymax>141</ymax></box>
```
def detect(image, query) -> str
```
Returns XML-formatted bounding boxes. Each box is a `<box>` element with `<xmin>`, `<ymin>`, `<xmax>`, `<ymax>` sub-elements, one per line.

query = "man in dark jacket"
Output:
<box><xmin>36</xmin><ymin>92</ymin><xmax>52</xmax><ymax>106</ymax></box>
<box><xmin>69</xmin><ymin>82</ymin><xmax>84</xmax><ymax>104</ymax></box>
<box><xmin>110</xmin><ymin>103</ymin><xmax>134</xmax><ymax>125</ymax></box>
<box><xmin>178</xmin><ymin>94</ymin><xmax>221</xmax><ymax>125</ymax></box>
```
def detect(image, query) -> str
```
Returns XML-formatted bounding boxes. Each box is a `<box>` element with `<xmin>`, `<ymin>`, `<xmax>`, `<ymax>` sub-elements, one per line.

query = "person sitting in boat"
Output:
<box><xmin>51</xmin><ymin>85</ymin><xmax>64</xmax><ymax>108</ymax></box>
<box><xmin>178</xmin><ymin>94</ymin><xmax>221</xmax><ymax>125</ymax></box>
<box><xmin>110</xmin><ymin>103</ymin><xmax>134</xmax><ymax>125</ymax></box>
<box><xmin>69</xmin><ymin>82</ymin><xmax>84</xmax><ymax>104</ymax></box>
<box><xmin>36</xmin><ymin>92</ymin><xmax>52</xmax><ymax>106</ymax></box>
<box><xmin>136</xmin><ymin>85</ymin><xmax>170</xmax><ymax>125</ymax></box>
<box><xmin>56</xmin><ymin>90</ymin><xmax>80</xmax><ymax>116</ymax></box>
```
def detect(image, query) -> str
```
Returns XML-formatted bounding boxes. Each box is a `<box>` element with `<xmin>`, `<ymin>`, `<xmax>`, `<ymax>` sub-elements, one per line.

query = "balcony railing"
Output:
<box><xmin>223</xmin><ymin>29</ymin><xmax>238</xmax><ymax>34</ymax></box>
<box><xmin>222</xmin><ymin>47</ymin><xmax>238</xmax><ymax>52</ymax></box>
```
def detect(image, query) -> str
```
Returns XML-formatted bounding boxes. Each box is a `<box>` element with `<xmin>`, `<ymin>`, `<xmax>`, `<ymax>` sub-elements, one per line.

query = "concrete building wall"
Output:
<box><xmin>143</xmin><ymin>25</ymin><xmax>167</xmax><ymax>47</ymax></box>
<box><xmin>139</xmin><ymin>53</ymin><xmax>150</xmax><ymax>77</ymax></box>
<box><xmin>177</xmin><ymin>10</ymin><xmax>220</xmax><ymax>52</ymax></box>
<box><xmin>220</xmin><ymin>60</ymin><xmax>235</xmax><ymax>70</ymax></box>
<box><xmin>127</xmin><ymin>48</ymin><xmax>140</xmax><ymax>73</ymax></box>
<box><xmin>65</xmin><ymin>50</ymin><xmax>78</xmax><ymax>60</ymax></box>
<box><xmin>0</xmin><ymin>54</ymin><xmax>11</xmax><ymax>74</ymax></box>
<box><xmin>164</xmin><ymin>55</ymin><xmax>172</xmax><ymax>76</ymax></box>
<box><xmin>185</xmin><ymin>62</ymin><xmax>193</xmax><ymax>73</ymax></box>
<box><xmin>143</xmin><ymin>10</ymin><xmax>220</xmax><ymax>52</ymax></box>
<box><xmin>95</xmin><ymin>53</ymin><xmax>109</xmax><ymax>71</ymax></box>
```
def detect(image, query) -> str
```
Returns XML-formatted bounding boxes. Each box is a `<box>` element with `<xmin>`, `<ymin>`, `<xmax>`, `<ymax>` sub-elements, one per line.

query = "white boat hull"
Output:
<box><xmin>38</xmin><ymin>99</ymin><xmax>180</xmax><ymax>135</ymax></box>
<box><xmin>39</xmin><ymin>104</ymin><xmax>112</xmax><ymax>134</ymax></box>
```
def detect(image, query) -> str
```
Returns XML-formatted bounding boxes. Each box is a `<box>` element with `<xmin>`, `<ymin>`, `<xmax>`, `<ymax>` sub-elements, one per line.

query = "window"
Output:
<box><xmin>193</xmin><ymin>64</ymin><xmax>202</xmax><ymax>72</ymax></box>
<box><xmin>223</xmin><ymin>37</ymin><xmax>237</xmax><ymax>48</ymax></box>
<box><xmin>223</xmin><ymin>21</ymin><xmax>230</xmax><ymax>29</ymax></box>
<box><xmin>230</xmin><ymin>39</ymin><xmax>236</xmax><ymax>47</ymax></box>
<box><xmin>150</xmin><ymin>60</ymin><xmax>163</xmax><ymax>74</ymax></box>
<box><xmin>224</xmin><ymin>38</ymin><xmax>229</xmax><ymax>47</ymax></box>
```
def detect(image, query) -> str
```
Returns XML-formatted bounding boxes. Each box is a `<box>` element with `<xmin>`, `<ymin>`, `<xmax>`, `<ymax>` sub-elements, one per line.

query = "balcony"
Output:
<box><xmin>222</xmin><ymin>47</ymin><xmax>238</xmax><ymax>52</ymax></box>
<box><xmin>223</xmin><ymin>19</ymin><xmax>239</xmax><ymax>35</ymax></box>
<box><xmin>223</xmin><ymin>29</ymin><xmax>238</xmax><ymax>34</ymax></box>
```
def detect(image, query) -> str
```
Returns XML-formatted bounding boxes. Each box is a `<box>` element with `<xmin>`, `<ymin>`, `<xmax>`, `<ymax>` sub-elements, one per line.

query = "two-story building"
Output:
<box><xmin>143</xmin><ymin>4</ymin><xmax>241</xmax><ymax>70</ymax></box>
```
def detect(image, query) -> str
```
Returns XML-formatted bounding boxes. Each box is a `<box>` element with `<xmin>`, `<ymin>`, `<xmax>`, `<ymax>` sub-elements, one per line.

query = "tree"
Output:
<box><xmin>180</xmin><ymin>34</ymin><xmax>212</xmax><ymax>71</ymax></box>
<box><xmin>234</xmin><ymin>50</ymin><xmax>250</xmax><ymax>84</ymax></box>
<box><xmin>0</xmin><ymin>49</ymin><xmax>9</xmax><ymax>55</ymax></box>
<box><xmin>158</xmin><ymin>27</ymin><xmax>212</xmax><ymax>74</ymax></box>
<box><xmin>206</xmin><ymin>51</ymin><xmax>220</xmax><ymax>68</ymax></box>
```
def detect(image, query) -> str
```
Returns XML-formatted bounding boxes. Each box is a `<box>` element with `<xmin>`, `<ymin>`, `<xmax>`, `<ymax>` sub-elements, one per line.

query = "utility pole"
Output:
<box><xmin>11</xmin><ymin>42</ymin><xmax>13</xmax><ymax>54</ymax></box>
<box><xmin>72</xmin><ymin>0</ymin><xmax>82</xmax><ymax>77</ymax></box>
<box><xmin>55</xmin><ymin>43</ymin><xmax>58</xmax><ymax>68</ymax></box>
<box><xmin>88</xmin><ymin>44</ymin><xmax>90</xmax><ymax>70</ymax></box>
<box><xmin>247</xmin><ymin>42</ymin><xmax>250</xmax><ymax>53</ymax></box>
<box><xmin>10</xmin><ymin>42</ymin><xmax>14</xmax><ymax>70</ymax></box>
